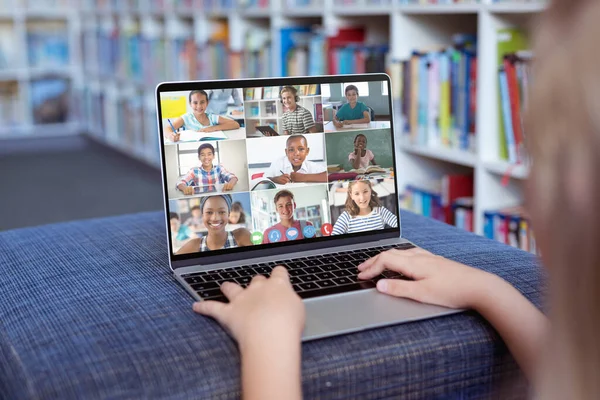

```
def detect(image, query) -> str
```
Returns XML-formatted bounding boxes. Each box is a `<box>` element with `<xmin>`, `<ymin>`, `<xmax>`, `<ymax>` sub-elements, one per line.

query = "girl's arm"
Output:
<box><xmin>331</xmin><ymin>212</ymin><xmax>349</xmax><ymax>235</ymax></box>
<box><xmin>193</xmin><ymin>268</ymin><xmax>304</xmax><ymax>400</ymax></box>
<box><xmin>358</xmin><ymin>249</ymin><xmax>549</xmax><ymax>382</ymax></box>
<box><xmin>206</xmin><ymin>116</ymin><xmax>240</xmax><ymax>132</ymax></box>
<box><xmin>380</xmin><ymin>207</ymin><xmax>398</xmax><ymax>228</ymax></box>
<box><xmin>350</xmin><ymin>152</ymin><xmax>362</xmax><ymax>170</ymax></box>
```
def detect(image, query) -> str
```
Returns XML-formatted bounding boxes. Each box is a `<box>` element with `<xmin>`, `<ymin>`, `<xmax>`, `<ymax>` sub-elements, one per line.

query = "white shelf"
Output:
<box><xmin>0</xmin><ymin>121</ymin><xmax>80</xmax><ymax>138</ymax></box>
<box><xmin>0</xmin><ymin>70</ymin><xmax>25</xmax><ymax>81</ymax></box>
<box><xmin>483</xmin><ymin>160</ymin><xmax>530</xmax><ymax>180</ymax></box>
<box><xmin>281</xmin><ymin>8</ymin><xmax>325</xmax><ymax>17</ymax></box>
<box><xmin>487</xmin><ymin>2</ymin><xmax>547</xmax><ymax>14</ymax></box>
<box><xmin>399</xmin><ymin>4</ymin><xmax>481</xmax><ymax>14</ymax></box>
<box><xmin>333</xmin><ymin>7</ymin><xmax>394</xmax><ymax>16</ymax></box>
<box><xmin>399</xmin><ymin>139</ymin><xmax>477</xmax><ymax>168</ymax></box>
<box><xmin>241</xmin><ymin>9</ymin><xmax>271</xmax><ymax>18</ymax></box>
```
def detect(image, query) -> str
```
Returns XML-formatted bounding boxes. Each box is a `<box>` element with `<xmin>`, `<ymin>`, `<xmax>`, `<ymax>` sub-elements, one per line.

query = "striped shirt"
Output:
<box><xmin>200</xmin><ymin>231</ymin><xmax>238</xmax><ymax>251</ymax></box>
<box><xmin>281</xmin><ymin>105</ymin><xmax>315</xmax><ymax>135</ymax></box>
<box><xmin>177</xmin><ymin>165</ymin><xmax>236</xmax><ymax>189</ymax></box>
<box><xmin>331</xmin><ymin>207</ymin><xmax>398</xmax><ymax>235</ymax></box>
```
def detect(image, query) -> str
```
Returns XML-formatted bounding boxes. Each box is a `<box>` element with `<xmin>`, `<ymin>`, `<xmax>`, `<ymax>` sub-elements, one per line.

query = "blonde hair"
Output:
<box><xmin>527</xmin><ymin>1</ymin><xmax>600</xmax><ymax>398</ymax></box>
<box><xmin>344</xmin><ymin>180</ymin><xmax>381</xmax><ymax>217</ymax></box>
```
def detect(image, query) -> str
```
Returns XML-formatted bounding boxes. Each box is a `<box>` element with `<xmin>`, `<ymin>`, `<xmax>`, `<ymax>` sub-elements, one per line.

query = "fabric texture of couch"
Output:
<box><xmin>0</xmin><ymin>210</ymin><xmax>545</xmax><ymax>399</ymax></box>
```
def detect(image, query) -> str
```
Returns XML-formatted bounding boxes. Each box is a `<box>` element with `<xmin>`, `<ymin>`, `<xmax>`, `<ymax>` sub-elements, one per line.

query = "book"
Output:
<box><xmin>348</xmin><ymin>165</ymin><xmax>387</xmax><ymax>174</ymax></box>
<box><xmin>496</xmin><ymin>28</ymin><xmax>529</xmax><ymax>161</ymax></box>
<box><xmin>174</xmin><ymin>129</ymin><xmax>227</xmax><ymax>142</ymax></box>
<box><xmin>341</xmin><ymin>123</ymin><xmax>369</xmax><ymax>129</ymax></box>
<box><xmin>327</xmin><ymin>164</ymin><xmax>343</xmax><ymax>173</ymax></box>
<box><xmin>326</xmin><ymin>27</ymin><xmax>365</xmax><ymax>75</ymax></box>
<box><xmin>441</xmin><ymin>174</ymin><xmax>474</xmax><ymax>225</ymax></box>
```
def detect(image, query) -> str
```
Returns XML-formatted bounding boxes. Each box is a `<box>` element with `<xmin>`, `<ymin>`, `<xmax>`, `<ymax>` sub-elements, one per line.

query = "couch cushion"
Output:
<box><xmin>0</xmin><ymin>211</ymin><xmax>545</xmax><ymax>399</ymax></box>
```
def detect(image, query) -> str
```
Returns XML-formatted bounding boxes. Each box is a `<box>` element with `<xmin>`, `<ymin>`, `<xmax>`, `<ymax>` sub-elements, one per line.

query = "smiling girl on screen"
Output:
<box><xmin>176</xmin><ymin>194</ymin><xmax>252</xmax><ymax>254</ymax></box>
<box><xmin>331</xmin><ymin>180</ymin><xmax>397</xmax><ymax>235</ymax></box>
<box><xmin>165</xmin><ymin>90</ymin><xmax>240</xmax><ymax>142</ymax></box>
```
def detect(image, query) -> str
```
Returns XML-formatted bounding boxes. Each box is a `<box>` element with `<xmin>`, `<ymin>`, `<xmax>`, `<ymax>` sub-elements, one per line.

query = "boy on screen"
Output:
<box><xmin>262</xmin><ymin>190</ymin><xmax>313</xmax><ymax>244</ymax></box>
<box><xmin>177</xmin><ymin>144</ymin><xmax>238</xmax><ymax>194</ymax></box>
<box><xmin>267</xmin><ymin>135</ymin><xmax>326</xmax><ymax>184</ymax></box>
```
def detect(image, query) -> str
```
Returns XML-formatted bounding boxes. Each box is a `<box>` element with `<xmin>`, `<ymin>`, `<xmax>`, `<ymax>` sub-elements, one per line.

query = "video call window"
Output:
<box><xmin>158</xmin><ymin>80</ymin><xmax>400</xmax><ymax>257</ymax></box>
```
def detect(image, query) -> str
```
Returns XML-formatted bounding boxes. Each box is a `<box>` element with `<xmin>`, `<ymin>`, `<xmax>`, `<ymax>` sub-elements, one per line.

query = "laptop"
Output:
<box><xmin>156</xmin><ymin>74</ymin><xmax>459</xmax><ymax>341</ymax></box>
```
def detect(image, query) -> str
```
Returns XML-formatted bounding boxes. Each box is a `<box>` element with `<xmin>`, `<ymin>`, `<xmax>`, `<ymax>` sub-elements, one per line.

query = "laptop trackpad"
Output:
<box><xmin>302</xmin><ymin>289</ymin><xmax>461</xmax><ymax>341</ymax></box>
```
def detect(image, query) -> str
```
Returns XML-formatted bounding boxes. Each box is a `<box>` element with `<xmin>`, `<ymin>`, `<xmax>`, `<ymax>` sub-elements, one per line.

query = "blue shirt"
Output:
<box><xmin>181</xmin><ymin>112</ymin><xmax>220</xmax><ymax>131</ymax></box>
<box><xmin>336</xmin><ymin>101</ymin><xmax>369</xmax><ymax>121</ymax></box>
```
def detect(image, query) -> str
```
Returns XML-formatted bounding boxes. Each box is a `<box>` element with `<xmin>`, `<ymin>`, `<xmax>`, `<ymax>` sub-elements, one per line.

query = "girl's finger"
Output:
<box><xmin>220</xmin><ymin>281</ymin><xmax>244</xmax><ymax>300</ymax></box>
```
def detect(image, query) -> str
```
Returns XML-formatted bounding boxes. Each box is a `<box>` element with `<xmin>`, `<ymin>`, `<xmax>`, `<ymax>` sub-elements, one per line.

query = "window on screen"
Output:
<box><xmin>343</xmin><ymin>82</ymin><xmax>369</xmax><ymax>96</ymax></box>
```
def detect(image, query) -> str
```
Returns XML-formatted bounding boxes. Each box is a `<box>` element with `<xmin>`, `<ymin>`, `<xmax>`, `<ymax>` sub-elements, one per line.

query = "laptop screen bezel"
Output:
<box><xmin>156</xmin><ymin>73</ymin><xmax>402</xmax><ymax>271</ymax></box>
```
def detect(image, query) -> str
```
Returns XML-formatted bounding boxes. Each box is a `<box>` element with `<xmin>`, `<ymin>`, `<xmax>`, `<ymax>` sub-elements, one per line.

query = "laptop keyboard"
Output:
<box><xmin>181</xmin><ymin>243</ymin><xmax>416</xmax><ymax>303</ymax></box>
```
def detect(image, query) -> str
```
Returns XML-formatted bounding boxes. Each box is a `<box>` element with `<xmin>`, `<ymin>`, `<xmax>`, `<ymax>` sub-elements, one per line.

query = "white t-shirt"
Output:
<box><xmin>267</xmin><ymin>156</ymin><xmax>326</xmax><ymax>178</ymax></box>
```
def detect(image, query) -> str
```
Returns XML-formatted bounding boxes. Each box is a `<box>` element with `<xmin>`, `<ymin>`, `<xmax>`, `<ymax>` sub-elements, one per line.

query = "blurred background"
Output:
<box><xmin>0</xmin><ymin>0</ymin><xmax>543</xmax><ymax>255</ymax></box>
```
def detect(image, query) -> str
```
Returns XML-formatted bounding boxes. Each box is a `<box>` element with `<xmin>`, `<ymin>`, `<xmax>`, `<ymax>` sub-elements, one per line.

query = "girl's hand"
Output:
<box><xmin>358</xmin><ymin>248</ymin><xmax>497</xmax><ymax>309</ymax></box>
<box><xmin>333</xmin><ymin>120</ymin><xmax>343</xmax><ymax>128</ymax></box>
<box><xmin>343</xmin><ymin>120</ymin><xmax>351</xmax><ymax>125</ymax></box>
<box><xmin>183</xmin><ymin>187</ymin><xmax>194</xmax><ymax>195</ymax></box>
<box><xmin>199</xmin><ymin>127</ymin><xmax>213</xmax><ymax>133</ymax></box>
<box><xmin>172</xmin><ymin>133</ymin><xmax>180</xmax><ymax>142</ymax></box>
<box><xmin>222</xmin><ymin>181</ymin><xmax>235</xmax><ymax>191</ymax></box>
<box><xmin>193</xmin><ymin>267</ymin><xmax>305</xmax><ymax>346</ymax></box>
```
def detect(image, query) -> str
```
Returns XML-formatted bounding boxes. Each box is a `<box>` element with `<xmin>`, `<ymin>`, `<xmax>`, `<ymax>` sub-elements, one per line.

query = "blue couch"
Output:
<box><xmin>0</xmin><ymin>210</ymin><xmax>544</xmax><ymax>399</ymax></box>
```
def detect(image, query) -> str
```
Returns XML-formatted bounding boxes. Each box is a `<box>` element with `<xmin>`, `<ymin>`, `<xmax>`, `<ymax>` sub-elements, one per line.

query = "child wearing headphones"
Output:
<box><xmin>280</xmin><ymin>86</ymin><xmax>317</xmax><ymax>135</ymax></box>
<box><xmin>331</xmin><ymin>180</ymin><xmax>397</xmax><ymax>235</ymax></box>
<box><xmin>333</xmin><ymin>84</ymin><xmax>371</xmax><ymax>129</ymax></box>
<box><xmin>348</xmin><ymin>133</ymin><xmax>377</xmax><ymax>170</ymax></box>
<box><xmin>262</xmin><ymin>190</ymin><xmax>314</xmax><ymax>244</ymax></box>
<box><xmin>165</xmin><ymin>90</ymin><xmax>240</xmax><ymax>142</ymax></box>
<box><xmin>176</xmin><ymin>194</ymin><xmax>252</xmax><ymax>254</ymax></box>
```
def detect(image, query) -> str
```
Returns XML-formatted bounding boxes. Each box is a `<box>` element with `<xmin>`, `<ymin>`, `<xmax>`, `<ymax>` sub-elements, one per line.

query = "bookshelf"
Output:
<box><xmin>4</xmin><ymin>0</ymin><xmax>543</xmax><ymax>247</ymax></box>
<box><xmin>0</xmin><ymin>0</ymin><xmax>81</xmax><ymax>138</ymax></box>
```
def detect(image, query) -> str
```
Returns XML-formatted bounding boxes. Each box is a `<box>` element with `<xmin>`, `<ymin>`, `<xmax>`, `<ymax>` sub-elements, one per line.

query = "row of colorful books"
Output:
<box><xmin>498</xmin><ymin>52</ymin><xmax>532</xmax><ymax>164</ymax></box>
<box><xmin>0</xmin><ymin>81</ymin><xmax>22</xmax><ymax>129</ymax></box>
<box><xmin>79</xmin><ymin>84</ymin><xmax>160</xmax><ymax>162</ymax></box>
<box><xmin>281</xmin><ymin>26</ymin><xmax>388</xmax><ymax>77</ymax></box>
<box><xmin>398</xmin><ymin>34</ymin><xmax>477</xmax><ymax>152</ymax></box>
<box><xmin>401</xmin><ymin>174</ymin><xmax>474</xmax><ymax>226</ymax></box>
<box><xmin>0</xmin><ymin>23</ymin><xmax>14</xmax><ymax>70</ymax></box>
<box><xmin>0</xmin><ymin>78</ymin><xmax>70</xmax><ymax>130</ymax></box>
<box><xmin>402</xmin><ymin>179</ymin><xmax>537</xmax><ymax>254</ymax></box>
<box><xmin>497</xmin><ymin>28</ymin><xmax>530</xmax><ymax>164</ymax></box>
<box><xmin>483</xmin><ymin>207</ymin><xmax>537</xmax><ymax>254</ymax></box>
<box><xmin>0</xmin><ymin>0</ymin><xmax>71</xmax><ymax>7</ymax></box>
<box><xmin>27</xmin><ymin>21</ymin><xmax>70</xmax><ymax>69</ymax></box>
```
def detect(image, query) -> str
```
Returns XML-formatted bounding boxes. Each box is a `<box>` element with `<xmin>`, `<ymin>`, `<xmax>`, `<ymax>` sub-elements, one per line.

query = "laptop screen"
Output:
<box><xmin>157</xmin><ymin>74</ymin><xmax>400</xmax><ymax>267</ymax></box>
